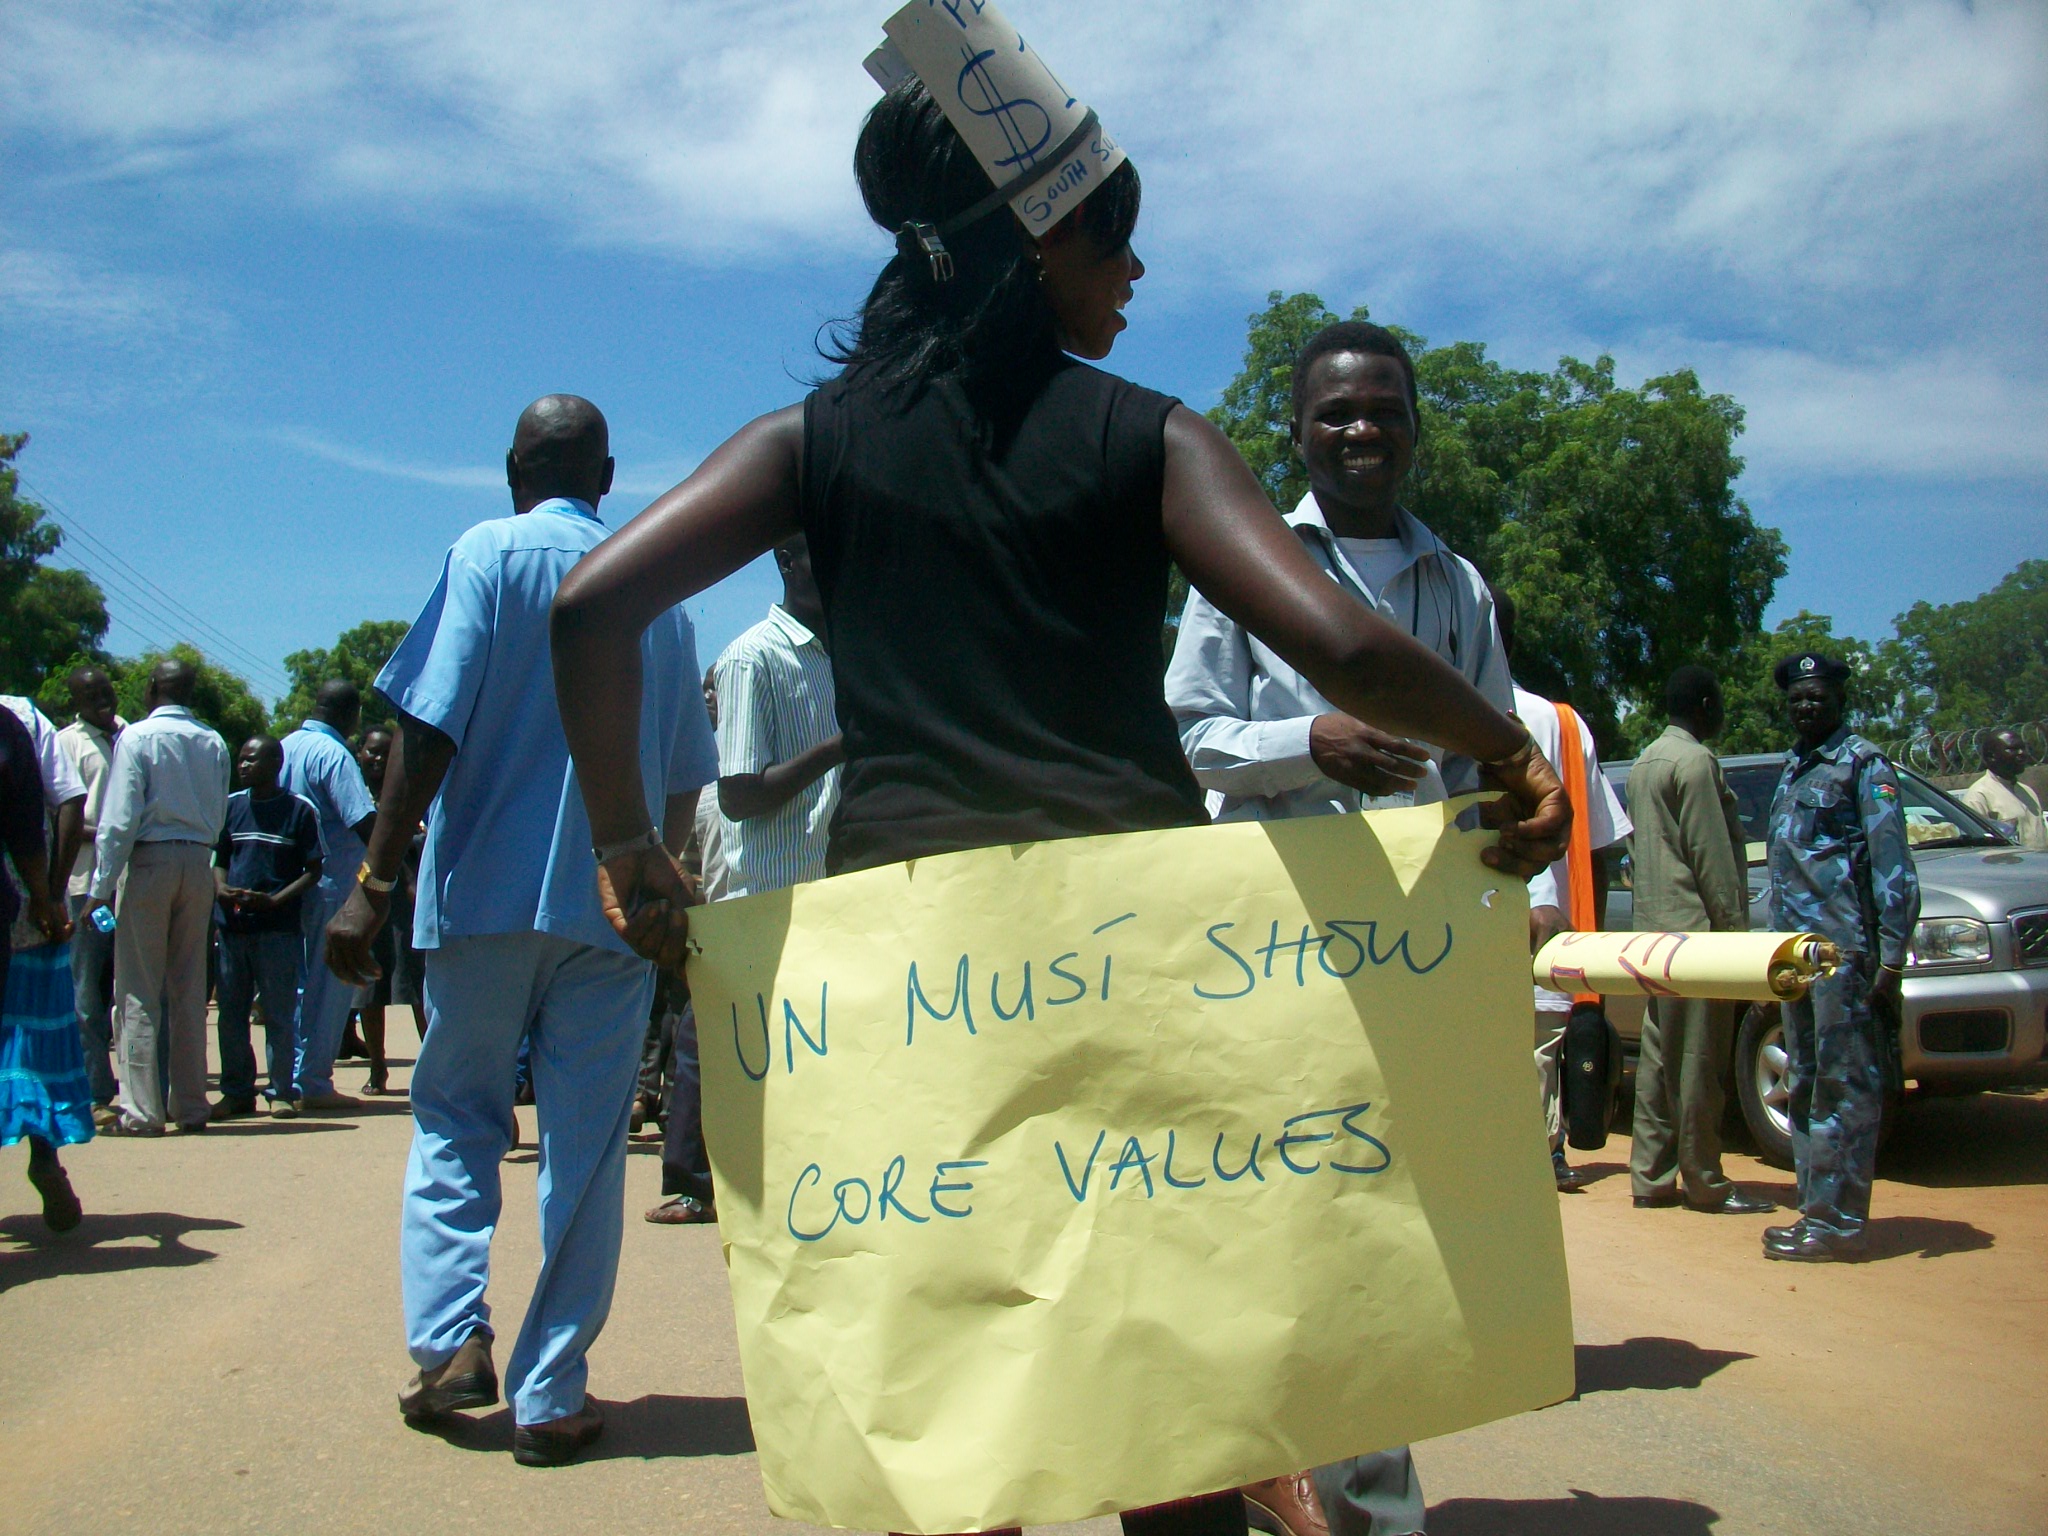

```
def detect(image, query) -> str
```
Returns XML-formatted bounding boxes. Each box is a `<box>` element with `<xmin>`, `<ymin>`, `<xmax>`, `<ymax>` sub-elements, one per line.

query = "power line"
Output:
<box><xmin>53</xmin><ymin>539</ymin><xmax>289</xmax><ymax>694</ymax></box>
<box><xmin>16</xmin><ymin>473</ymin><xmax>290</xmax><ymax>684</ymax></box>
<box><xmin>16</xmin><ymin>473</ymin><xmax>293</xmax><ymax>693</ymax></box>
<box><xmin>24</xmin><ymin>475</ymin><xmax>290</xmax><ymax>688</ymax></box>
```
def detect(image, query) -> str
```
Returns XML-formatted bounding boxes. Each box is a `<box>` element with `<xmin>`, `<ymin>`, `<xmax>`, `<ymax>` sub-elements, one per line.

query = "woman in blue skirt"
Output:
<box><xmin>0</xmin><ymin>704</ymin><xmax>89</xmax><ymax>1231</ymax></box>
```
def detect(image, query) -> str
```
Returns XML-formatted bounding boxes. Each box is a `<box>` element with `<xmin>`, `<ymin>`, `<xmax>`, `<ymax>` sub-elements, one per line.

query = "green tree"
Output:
<box><xmin>1876</xmin><ymin>560</ymin><xmax>2048</xmax><ymax>734</ymax></box>
<box><xmin>34</xmin><ymin>644</ymin><xmax>269</xmax><ymax>748</ymax></box>
<box><xmin>0</xmin><ymin>432</ymin><xmax>111</xmax><ymax>694</ymax></box>
<box><xmin>1202</xmin><ymin>294</ymin><xmax>1788</xmax><ymax>751</ymax></box>
<box><xmin>273</xmin><ymin>619</ymin><xmax>411</xmax><ymax>735</ymax></box>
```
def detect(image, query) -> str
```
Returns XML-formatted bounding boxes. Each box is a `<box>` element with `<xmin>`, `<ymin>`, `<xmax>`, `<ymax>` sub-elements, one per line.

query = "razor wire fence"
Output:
<box><xmin>1877</xmin><ymin>720</ymin><xmax>2048</xmax><ymax>778</ymax></box>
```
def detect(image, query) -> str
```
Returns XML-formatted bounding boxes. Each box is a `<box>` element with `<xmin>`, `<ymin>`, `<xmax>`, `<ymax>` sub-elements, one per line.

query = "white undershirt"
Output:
<box><xmin>1335</xmin><ymin>537</ymin><xmax>1407</xmax><ymax>601</ymax></box>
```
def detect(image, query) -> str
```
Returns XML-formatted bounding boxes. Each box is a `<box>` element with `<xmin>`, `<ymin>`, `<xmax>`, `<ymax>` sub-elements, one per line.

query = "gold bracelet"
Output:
<box><xmin>357</xmin><ymin>860</ymin><xmax>397</xmax><ymax>894</ymax></box>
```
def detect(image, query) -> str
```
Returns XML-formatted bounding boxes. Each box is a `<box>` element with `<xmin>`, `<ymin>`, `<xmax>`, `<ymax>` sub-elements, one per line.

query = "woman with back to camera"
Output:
<box><xmin>551</xmin><ymin>75</ymin><xmax>1568</xmax><ymax>1536</ymax></box>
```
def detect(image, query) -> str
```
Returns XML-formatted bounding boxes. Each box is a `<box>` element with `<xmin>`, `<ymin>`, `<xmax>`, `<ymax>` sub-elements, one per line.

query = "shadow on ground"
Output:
<box><xmin>1575</xmin><ymin>1337</ymin><xmax>1752</xmax><ymax>1397</ymax></box>
<box><xmin>414</xmin><ymin>1394</ymin><xmax>754</xmax><ymax>1460</ymax></box>
<box><xmin>1882</xmin><ymin>1087</ymin><xmax>2048</xmax><ymax>1189</ymax></box>
<box><xmin>0</xmin><ymin>1209</ymin><xmax>242</xmax><ymax>1290</ymax></box>
<box><xmin>202</xmin><ymin>1121</ymin><xmax>353</xmax><ymax>1136</ymax></box>
<box><xmin>1856</xmin><ymin>1215</ymin><xmax>1993</xmax><ymax>1261</ymax></box>
<box><xmin>1429</xmin><ymin>1489</ymin><xmax>1720</xmax><ymax>1534</ymax></box>
<box><xmin>1562</xmin><ymin>1160</ymin><xmax>1627</xmax><ymax>1188</ymax></box>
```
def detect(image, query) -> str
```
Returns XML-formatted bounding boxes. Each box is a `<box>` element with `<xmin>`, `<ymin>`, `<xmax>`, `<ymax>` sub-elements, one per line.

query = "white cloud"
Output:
<box><xmin>271</xmin><ymin>426</ymin><xmax>699</xmax><ymax>498</ymax></box>
<box><xmin>1699</xmin><ymin>344</ymin><xmax>2048</xmax><ymax>484</ymax></box>
<box><xmin>0</xmin><ymin>246</ymin><xmax>208</xmax><ymax>340</ymax></box>
<box><xmin>10</xmin><ymin>1</ymin><xmax>2041</xmax><ymax>283</ymax></box>
<box><xmin>270</xmin><ymin>426</ymin><xmax>505</xmax><ymax>489</ymax></box>
<box><xmin>7</xmin><ymin>1</ymin><xmax>2044</xmax><ymax>483</ymax></box>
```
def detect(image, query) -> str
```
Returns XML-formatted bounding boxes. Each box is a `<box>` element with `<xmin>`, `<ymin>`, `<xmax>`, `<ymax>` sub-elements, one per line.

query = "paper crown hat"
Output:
<box><xmin>866</xmin><ymin>0</ymin><xmax>1125</xmax><ymax>281</ymax></box>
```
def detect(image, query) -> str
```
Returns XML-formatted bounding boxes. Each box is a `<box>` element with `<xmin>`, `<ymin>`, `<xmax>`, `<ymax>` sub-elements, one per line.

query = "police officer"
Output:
<box><xmin>1762</xmin><ymin>652</ymin><xmax>1919</xmax><ymax>1262</ymax></box>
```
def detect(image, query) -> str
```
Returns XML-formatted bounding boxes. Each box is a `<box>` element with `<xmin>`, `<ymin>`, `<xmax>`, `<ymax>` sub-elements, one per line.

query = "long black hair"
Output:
<box><xmin>823</xmin><ymin>78</ymin><xmax>1142</xmax><ymax>399</ymax></box>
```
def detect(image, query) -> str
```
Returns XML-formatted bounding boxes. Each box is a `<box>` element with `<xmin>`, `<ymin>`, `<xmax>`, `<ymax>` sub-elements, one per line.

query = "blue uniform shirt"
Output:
<box><xmin>375</xmin><ymin>497</ymin><xmax>719</xmax><ymax>955</ymax></box>
<box><xmin>1767</xmin><ymin>727</ymin><xmax>1920</xmax><ymax>969</ymax></box>
<box><xmin>280</xmin><ymin>718</ymin><xmax>377</xmax><ymax>891</ymax></box>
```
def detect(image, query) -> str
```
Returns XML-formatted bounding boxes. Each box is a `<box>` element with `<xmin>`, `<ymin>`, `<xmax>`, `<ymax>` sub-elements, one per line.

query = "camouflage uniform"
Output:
<box><xmin>1766</xmin><ymin>727</ymin><xmax>1919</xmax><ymax>1239</ymax></box>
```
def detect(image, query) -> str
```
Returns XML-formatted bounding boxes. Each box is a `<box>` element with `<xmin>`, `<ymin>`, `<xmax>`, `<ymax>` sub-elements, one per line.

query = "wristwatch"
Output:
<box><xmin>592</xmin><ymin>826</ymin><xmax>663</xmax><ymax>865</ymax></box>
<box><xmin>357</xmin><ymin>860</ymin><xmax>397</xmax><ymax>894</ymax></box>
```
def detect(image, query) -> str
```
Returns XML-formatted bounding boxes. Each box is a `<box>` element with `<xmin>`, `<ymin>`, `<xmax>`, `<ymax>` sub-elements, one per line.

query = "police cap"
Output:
<box><xmin>1773</xmin><ymin>651</ymin><xmax>1852</xmax><ymax>691</ymax></box>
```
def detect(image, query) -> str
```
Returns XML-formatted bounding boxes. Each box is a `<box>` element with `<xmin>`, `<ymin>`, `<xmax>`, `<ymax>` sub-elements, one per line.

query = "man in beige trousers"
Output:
<box><xmin>1626</xmin><ymin>665</ymin><xmax>1775</xmax><ymax>1215</ymax></box>
<box><xmin>85</xmin><ymin>659</ymin><xmax>229</xmax><ymax>1135</ymax></box>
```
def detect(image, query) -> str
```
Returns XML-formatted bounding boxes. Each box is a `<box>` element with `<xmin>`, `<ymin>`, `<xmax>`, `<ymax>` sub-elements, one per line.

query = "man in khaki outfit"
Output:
<box><xmin>1957</xmin><ymin>728</ymin><xmax>2047</xmax><ymax>850</ymax></box>
<box><xmin>85</xmin><ymin>659</ymin><xmax>229</xmax><ymax>1135</ymax></box>
<box><xmin>1625</xmin><ymin>666</ymin><xmax>1775</xmax><ymax>1215</ymax></box>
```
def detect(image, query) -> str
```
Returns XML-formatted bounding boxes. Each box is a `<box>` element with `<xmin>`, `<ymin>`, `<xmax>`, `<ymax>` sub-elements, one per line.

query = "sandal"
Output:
<box><xmin>27</xmin><ymin>1156</ymin><xmax>83</xmax><ymax>1233</ymax></box>
<box><xmin>643</xmin><ymin>1195</ymin><xmax>716</xmax><ymax>1225</ymax></box>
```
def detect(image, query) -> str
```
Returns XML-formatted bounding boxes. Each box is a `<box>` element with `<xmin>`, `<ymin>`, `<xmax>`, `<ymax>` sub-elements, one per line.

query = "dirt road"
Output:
<box><xmin>2</xmin><ymin>1062</ymin><xmax>2041</xmax><ymax>1536</ymax></box>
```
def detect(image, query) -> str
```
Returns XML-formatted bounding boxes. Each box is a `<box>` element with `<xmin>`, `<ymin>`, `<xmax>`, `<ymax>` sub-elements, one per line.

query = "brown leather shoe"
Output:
<box><xmin>1243</xmin><ymin>1471</ymin><xmax>1330</xmax><ymax>1536</ymax></box>
<box><xmin>513</xmin><ymin>1400</ymin><xmax>604</xmax><ymax>1466</ymax></box>
<box><xmin>298</xmin><ymin>1090</ymin><xmax>362</xmax><ymax>1113</ymax></box>
<box><xmin>399</xmin><ymin>1330</ymin><xmax>498</xmax><ymax>1424</ymax></box>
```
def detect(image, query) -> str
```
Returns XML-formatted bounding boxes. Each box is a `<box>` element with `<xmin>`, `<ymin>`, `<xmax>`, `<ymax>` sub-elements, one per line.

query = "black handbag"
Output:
<box><xmin>1563</xmin><ymin>1000</ymin><xmax>1622</xmax><ymax>1151</ymax></box>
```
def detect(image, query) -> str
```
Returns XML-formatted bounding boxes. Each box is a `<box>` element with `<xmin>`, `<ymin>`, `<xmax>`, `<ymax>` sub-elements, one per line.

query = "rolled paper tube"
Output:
<box><xmin>1531</xmin><ymin>931</ymin><xmax>1841</xmax><ymax>1003</ymax></box>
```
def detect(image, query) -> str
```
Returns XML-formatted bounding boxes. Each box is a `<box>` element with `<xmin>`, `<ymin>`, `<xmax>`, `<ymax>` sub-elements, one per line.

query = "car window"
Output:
<box><xmin>1723</xmin><ymin>764</ymin><xmax>1780</xmax><ymax>844</ymax></box>
<box><xmin>1895</xmin><ymin>766</ymin><xmax>2006</xmax><ymax>849</ymax></box>
<box><xmin>1722</xmin><ymin>759</ymin><xmax>2006</xmax><ymax>850</ymax></box>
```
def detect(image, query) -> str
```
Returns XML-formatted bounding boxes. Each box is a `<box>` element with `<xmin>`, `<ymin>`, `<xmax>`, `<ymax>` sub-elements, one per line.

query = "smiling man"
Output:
<box><xmin>1167</xmin><ymin>321</ymin><xmax>1512</xmax><ymax>834</ymax></box>
<box><xmin>1167</xmin><ymin>320</ymin><xmax>1514</xmax><ymax>1536</ymax></box>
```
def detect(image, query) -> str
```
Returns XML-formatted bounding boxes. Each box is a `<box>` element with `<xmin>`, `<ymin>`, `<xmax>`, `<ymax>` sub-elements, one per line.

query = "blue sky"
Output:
<box><xmin>4</xmin><ymin>0</ymin><xmax>2044</xmax><ymax>705</ymax></box>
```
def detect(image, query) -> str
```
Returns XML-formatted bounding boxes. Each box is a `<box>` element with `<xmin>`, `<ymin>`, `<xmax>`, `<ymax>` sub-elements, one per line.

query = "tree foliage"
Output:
<box><xmin>0</xmin><ymin>432</ymin><xmax>111</xmax><ymax>695</ymax></box>
<box><xmin>1876</xmin><ymin>560</ymin><xmax>2048</xmax><ymax>734</ymax></box>
<box><xmin>273</xmin><ymin>619</ymin><xmax>411</xmax><ymax>735</ymax></box>
<box><xmin>1203</xmin><ymin>294</ymin><xmax>1787</xmax><ymax>752</ymax></box>
<box><xmin>34</xmin><ymin>643</ymin><xmax>270</xmax><ymax>749</ymax></box>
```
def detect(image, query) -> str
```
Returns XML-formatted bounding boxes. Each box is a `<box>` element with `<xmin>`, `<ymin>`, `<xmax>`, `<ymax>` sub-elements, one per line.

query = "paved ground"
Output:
<box><xmin>1</xmin><ymin>1051</ymin><xmax>2041</xmax><ymax>1536</ymax></box>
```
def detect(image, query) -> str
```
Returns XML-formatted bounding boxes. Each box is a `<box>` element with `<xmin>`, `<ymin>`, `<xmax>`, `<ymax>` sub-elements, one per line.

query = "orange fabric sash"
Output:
<box><xmin>1552</xmin><ymin>701</ymin><xmax>1601</xmax><ymax>1007</ymax></box>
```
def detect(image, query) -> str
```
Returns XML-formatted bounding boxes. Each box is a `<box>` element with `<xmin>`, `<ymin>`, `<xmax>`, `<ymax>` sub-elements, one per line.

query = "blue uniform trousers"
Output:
<box><xmin>1314</xmin><ymin>1448</ymin><xmax>1425</xmax><ymax>1536</ymax></box>
<box><xmin>291</xmin><ymin>878</ymin><xmax>358</xmax><ymax>1099</ymax></box>
<box><xmin>660</xmin><ymin>1004</ymin><xmax>712</xmax><ymax>1202</ymax></box>
<box><xmin>216</xmin><ymin>928</ymin><xmax>303</xmax><ymax>1103</ymax></box>
<box><xmin>67</xmin><ymin>892</ymin><xmax>118</xmax><ymax>1104</ymax></box>
<box><xmin>401</xmin><ymin>930</ymin><xmax>653</xmax><ymax>1425</ymax></box>
<box><xmin>1781</xmin><ymin>953</ymin><xmax>1884</xmax><ymax>1239</ymax></box>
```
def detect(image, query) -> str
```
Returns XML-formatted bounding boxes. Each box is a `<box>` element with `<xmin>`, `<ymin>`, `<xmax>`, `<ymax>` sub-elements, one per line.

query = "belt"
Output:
<box><xmin>139</xmin><ymin>838</ymin><xmax>211</xmax><ymax>848</ymax></box>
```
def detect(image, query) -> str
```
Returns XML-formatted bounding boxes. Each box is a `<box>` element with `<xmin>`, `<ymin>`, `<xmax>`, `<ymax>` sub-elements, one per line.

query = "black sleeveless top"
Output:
<box><xmin>800</xmin><ymin>355</ymin><xmax>1207</xmax><ymax>873</ymax></box>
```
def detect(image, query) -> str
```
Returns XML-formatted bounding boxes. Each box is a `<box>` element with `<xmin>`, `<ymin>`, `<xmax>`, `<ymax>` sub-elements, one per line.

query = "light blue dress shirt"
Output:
<box><xmin>89</xmin><ymin>704</ymin><xmax>231</xmax><ymax>900</ymax></box>
<box><xmin>281</xmin><ymin>718</ymin><xmax>377</xmax><ymax>890</ymax></box>
<box><xmin>1165</xmin><ymin>493</ymin><xmax>1512</xmax><ymax>820</ymax></box>
<box><xmin>375</xmin><ymin>497</ymin><xmax>719</xmax><ymax>955</ymax></box>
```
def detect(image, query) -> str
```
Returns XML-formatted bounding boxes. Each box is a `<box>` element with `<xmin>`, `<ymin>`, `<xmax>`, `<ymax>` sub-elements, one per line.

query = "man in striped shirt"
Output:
<box><xmin>211</xmin><ymin>736</ymin><xmax>324</xmax><ymax>1116</ymax></box>
<box><xmin>712</xmin><ymin>535</ymin><xmax>842</xmax><ymax>898</ymax></box>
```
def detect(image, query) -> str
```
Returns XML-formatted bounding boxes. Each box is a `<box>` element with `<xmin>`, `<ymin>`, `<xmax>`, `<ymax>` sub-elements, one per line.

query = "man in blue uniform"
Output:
<box><xmin>279</xmin><ymin>680</ymin><xmax>378</xmax><ymax>1112</ymax></box>
<box><xmin>1763</xmin><ymin>652</ymin><xmax>1919</xmax><ymax>1262</ymax></box>
<box><xmin>325</xmin><ymin>394</ymin><xmax>718</xmax><ymax>1466</ymax></box>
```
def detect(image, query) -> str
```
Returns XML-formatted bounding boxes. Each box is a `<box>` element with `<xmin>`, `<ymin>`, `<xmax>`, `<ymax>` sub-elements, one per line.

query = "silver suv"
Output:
<box><xmin>1599</xmin><ymin>752</ymin><xmax>2048</xmax><ymax>1166</ymax></box>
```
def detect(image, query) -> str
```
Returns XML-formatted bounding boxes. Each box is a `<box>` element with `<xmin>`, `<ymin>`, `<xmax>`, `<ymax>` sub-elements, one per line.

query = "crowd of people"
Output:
<box><xmin>1</xmin><ymin>17</ymin><xmax>2035</xmax><ymax>1535</ymax></box>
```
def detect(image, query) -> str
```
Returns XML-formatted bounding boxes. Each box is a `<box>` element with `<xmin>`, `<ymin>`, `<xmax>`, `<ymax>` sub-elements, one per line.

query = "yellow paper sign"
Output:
<box><xmin>691</xmin><ymin>801</ymin><xmax>1575</xmax><ymax>1533</ymax></box>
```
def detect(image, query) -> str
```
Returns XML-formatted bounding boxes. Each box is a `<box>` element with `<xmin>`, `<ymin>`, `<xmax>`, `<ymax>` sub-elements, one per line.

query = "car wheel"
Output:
<box><xmin>1736</xmin><ymin>1004</ymin><xmax>1796</xmax><ymax>1169</ymax></box>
